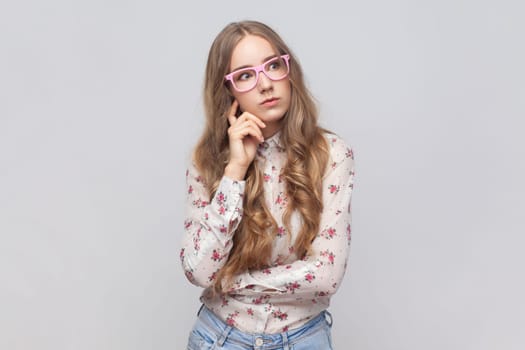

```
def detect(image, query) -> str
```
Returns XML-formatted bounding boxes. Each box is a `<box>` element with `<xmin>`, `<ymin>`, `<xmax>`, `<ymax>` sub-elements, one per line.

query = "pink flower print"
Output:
<box><xmin>275</xmin><ymin>192</ymin><xmax>288</xmax><ymax>208</ymax></box>
<box><xmin>263</xmin><ymin>173</ymin><xmax>271</xmax><ymax>182</ymax></box>
<box><xmin>192</xmin><ymin>198</ymin><xmax>208</xmax><ymax>208</ymax></box>
<box><xmin>220</xmin><ymin>295</ymin><xmax>229</xmax><ymax>307</ymax></box>
<box><xmin>196</xmin><ymin>227</ymin><xmax>203</xmax><ymax>239</ymax></box>
<box><xmin>276</xmin><ymin>226</ymin><xmax>286</xmax><ymax>238</ymax></box>
<box><xmin>188</xmin><ymin>185</ymin><xmax>193</xmax><ymax>194</ymax></box>
<box><xmin>216</xmin><ymin>192</ymin><xmax>226</xmax><ymax>205</ymax></box>
<box><xmin>278</xmin><ymin>174</ymin><xmax>283</xmax><ymax>183</ymax></box>
<box><xmin>285</xmin><ymin>281</ymin><xmax>301</xmax><ymax>294</ymax></box>
<box><xmin>327</xmin><ymin>227</ymin><xmax>336</xmax><ymax>237</ymax></box>
<box><xmin>219</xmin><ymin>224</ymin><xmax>227</xmax><ymax>234</ymax></box>
<box><xmin>185</xmin><ymin>271</ymin><xmax>195</xmax><ymax>283</ymax></box>
<box><xmin>305</xmin><ymin>272</ymin><xmax>315</xmax><ymax>283</ymax></box>
<box><xmin>282</xmin><ymin>326</ymin><xmax>289</xmax><ymax>332</ymax></box>
<box><xmin>208</xmin><ymin>271</ymin><xmax>217</xmax><ymax>282</ymax></box>
<box><xmin>179</xmin><ymin>249</ymin><xmax>185</xmax><ymax>265</ymax></box>
<box><xmin>271</xmin><ymin>309</ymin><xmax>288</xmax><ymax>321</ymax></box>
<box><xmin>193</xmin><ymin>237</ymin><xmax>200</xmax><ymax>252</ymax></box>
<box><xmin>321</xmin><ymin>227</ymin><xmax>336</xmax><ymax>239</ymax></box>
<box><xmin>218</xmin><ymin>205</ymin><xmax>226</xmax><ymax>215</ymax></box>
<box><xmin>184</xmin><ymin>219</ymin><xmax>192</xmax><ymax>229</ymax></box>
<box><xmin>346</xmin><ymin>224</ymin><xmax>352</xmax><ymax>244</ymax></box>
<box><xmin>211</xmin><ymin>249</ymin><xmax>223</xmax><ymax>262</ymax></box>
<box><xmin>225</xmin><ymin>311</ymin><xmax>239</xmax><ymax>326</ymax></box>
<box><xmin>262</xmin><ymin>268</ymin><xmax>271</xmax><ymax>275</ymax></box>
<box><xmin>288</xmin><ymin>246</ymin><xmax>294</xmax><ymax>254</ymax></box>
<box><xmin>328</xmin><ymin>184</ymin><xmax>340</xmax><ymax>194</ymax></box>
<box><xmin>346</xmin><ymin>148</ymin><xmax>354</xmax><ymax>159</ymax></box>
<box><xmin>196</xmin><ymin>175</ymin><xmax>204</xmax><ymax>183</ymax></box>
<box><xmin>252</xmin><ymin>295</ymin><xmax>270</xmax><ymax>305</ymax></box>
<box><xmin>204</xmin><ymin>212</ymin><xmax>209</xmax><ymax>220</ymax></box>
<box><xmin>247</xmin><ymin>307</ymin><xmax>254</xmax><ymax>316</ymax></box>
<box><xmin>185</xmin><ymin>169</ymin><xmax>189</xmax><ymax>177</ymax></box>
<box><xmin>321</xmin><ymin>250</ymin><xmax>336</xmax><ymax>265</ymax></box>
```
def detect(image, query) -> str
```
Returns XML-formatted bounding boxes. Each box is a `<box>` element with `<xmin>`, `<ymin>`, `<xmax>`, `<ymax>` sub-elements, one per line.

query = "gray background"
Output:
<box><xmin>1</xmin><ymin>0</ymin><xmax>524</xmax><ymax>349</ymax></box>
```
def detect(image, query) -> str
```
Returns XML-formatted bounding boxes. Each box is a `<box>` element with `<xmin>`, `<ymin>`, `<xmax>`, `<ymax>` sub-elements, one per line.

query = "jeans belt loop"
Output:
<box><xmin>282</xmin><ymin>331</ymin><xmax>290</xmax><ymax>350</ymax></box>
<box><xmin>325</xmin><ymin>310</ymin><xmax>333</xmax><ymax>328</ymax></box>
<box><xmin>217</xmin><ymin>324</ymin><xmax>233</xmax><ymax>347</ymax></box>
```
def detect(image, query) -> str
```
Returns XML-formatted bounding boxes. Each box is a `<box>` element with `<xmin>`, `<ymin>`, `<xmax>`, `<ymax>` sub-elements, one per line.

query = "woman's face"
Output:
<box><xmin>228</xmin><ymin>35</ymin><xmax>291</xmax><ymax>138</ymax></box>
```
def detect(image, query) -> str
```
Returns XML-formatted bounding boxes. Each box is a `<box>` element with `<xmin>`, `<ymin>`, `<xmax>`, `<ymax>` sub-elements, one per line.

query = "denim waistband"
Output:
<box><xmin>196</xmin><ymin>305</ymin><xmax>332</xmax><ymax>349</ymax></box>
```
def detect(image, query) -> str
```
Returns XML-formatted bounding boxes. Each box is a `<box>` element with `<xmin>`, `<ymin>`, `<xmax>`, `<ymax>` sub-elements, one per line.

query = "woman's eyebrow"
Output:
<box><xmin>231</xmin><ymin>54</ymin><xmax>278</xmax><ymax>72</ymax></box>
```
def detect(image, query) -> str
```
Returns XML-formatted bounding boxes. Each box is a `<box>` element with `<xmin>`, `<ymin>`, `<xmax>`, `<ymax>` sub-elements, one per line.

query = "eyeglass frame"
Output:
<box><xmin>224</xmin><ymin>54</ymin><xmax>291</xmax><ymax>92</ymax></box>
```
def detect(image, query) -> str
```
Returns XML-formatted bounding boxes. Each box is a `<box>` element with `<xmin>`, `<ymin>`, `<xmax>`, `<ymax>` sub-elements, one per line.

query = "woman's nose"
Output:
<box><xmin>257</xmin><ymin>71</ymin><xmax>273</xmax><ymax>91</ymax></box>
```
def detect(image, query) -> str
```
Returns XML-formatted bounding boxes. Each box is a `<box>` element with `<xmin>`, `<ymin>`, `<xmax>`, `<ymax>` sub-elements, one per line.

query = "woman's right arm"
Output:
<box><xmin>180</xmin><ymin>161</ymin><xmax>245</xmax><ymax>288</ymax></box>
<box><xmin>182</xmin><ymin>100</ymin><xmax>265</xmax><ymax>287</ymax></box>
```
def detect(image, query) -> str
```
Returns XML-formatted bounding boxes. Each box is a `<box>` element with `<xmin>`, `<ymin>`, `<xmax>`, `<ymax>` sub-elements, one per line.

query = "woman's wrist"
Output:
<box><xmin>224</xmin><ymin>163</ymin><xmax>249</xmax><ymax>181</ymax></box>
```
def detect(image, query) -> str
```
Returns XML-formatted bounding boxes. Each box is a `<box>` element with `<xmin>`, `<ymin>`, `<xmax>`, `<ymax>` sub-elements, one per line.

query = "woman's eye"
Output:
<box><xmin>268</xmin><ymin>61</ymin><xmax>281</xmax><ymax>71</ymax></box>
<box><xmin>236</xmin><ymin>71</ymin><xmax>253</xmax><ymax>81</ymax></box>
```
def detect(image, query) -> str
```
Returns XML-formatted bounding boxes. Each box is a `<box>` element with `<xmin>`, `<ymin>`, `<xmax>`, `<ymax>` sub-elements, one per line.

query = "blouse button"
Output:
<box><xmin>255</xmin><ymin>337</ymin><xmax>264</xmax><ymax>346</ymax></box>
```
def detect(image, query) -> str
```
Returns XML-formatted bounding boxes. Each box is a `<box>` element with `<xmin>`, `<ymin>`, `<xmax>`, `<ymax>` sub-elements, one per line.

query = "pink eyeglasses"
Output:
<box><xmin>224</xmin><ymin>54</ymin><xmax>290</xmax><ymax>92</ymax></box>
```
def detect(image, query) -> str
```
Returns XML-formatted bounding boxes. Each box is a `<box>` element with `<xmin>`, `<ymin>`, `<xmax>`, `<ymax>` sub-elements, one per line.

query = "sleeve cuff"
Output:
<box><xmin>206</xmin><ymin>176</ymin><xmax>245</xmax><ymax>237</ymax></box>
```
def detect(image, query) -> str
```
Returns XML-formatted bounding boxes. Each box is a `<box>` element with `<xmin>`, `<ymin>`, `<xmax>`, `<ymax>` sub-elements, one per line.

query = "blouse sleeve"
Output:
<box><xmin>180</xmin><ymin>161</ymin><xmax>246</xmax><ymax>288</ymax></box>
<box><xmin>225</xmin><ymin>141</ymin><xmax>355</xmax><ymax>298</ymax></box>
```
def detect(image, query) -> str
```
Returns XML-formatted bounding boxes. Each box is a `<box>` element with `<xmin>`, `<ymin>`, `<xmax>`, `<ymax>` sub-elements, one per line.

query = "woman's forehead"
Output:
<box><xmin>230</xmin><ymin>35</ymin><xmax>278</xmax><ymax>69</ymax></box>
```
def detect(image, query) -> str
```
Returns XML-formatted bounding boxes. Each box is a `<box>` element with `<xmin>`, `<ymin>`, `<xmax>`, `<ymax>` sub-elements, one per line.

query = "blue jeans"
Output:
<box><xmin>186</xmin><ymin>305</ymin><xmax>334</xmax><ymax>350</ymax></box>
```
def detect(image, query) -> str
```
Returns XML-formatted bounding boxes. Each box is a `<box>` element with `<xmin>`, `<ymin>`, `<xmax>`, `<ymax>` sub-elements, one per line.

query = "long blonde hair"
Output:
<box><xmin>193</xmin><ymin>20</ymin><xmax>330</xmax><ymax>293</ymax></box>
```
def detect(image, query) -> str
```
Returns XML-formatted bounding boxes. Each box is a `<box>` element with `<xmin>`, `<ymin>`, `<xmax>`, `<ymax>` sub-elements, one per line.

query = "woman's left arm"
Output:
<box><xmin>226</xmin><ymin>140</ymin><xmax>355</xmax><ymax>297</ymax></box>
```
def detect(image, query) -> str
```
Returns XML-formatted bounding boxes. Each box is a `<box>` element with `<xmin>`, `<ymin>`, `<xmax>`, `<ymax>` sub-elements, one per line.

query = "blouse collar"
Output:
<box><xmin>257</xmin><ymin>130</ymin><xmax>285</xmax><ymax>158</ymax></box>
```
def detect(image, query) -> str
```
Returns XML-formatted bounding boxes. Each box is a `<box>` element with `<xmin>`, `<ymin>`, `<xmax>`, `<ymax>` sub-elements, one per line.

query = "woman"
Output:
<box><xmin>181</xmin><ymin>20</ymin><xmax>355</xmax><ymax>349</ymax></box>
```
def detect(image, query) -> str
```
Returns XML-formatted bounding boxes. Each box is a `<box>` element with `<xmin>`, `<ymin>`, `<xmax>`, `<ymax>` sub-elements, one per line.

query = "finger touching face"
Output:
<box><xmin>229</xmin><ymin>100</ymin><xmax>239</xmax><ymax>117</ymax></box>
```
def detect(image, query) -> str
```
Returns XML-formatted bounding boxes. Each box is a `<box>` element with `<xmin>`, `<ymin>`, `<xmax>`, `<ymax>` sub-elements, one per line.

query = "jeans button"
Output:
<box><xmin>255</xmin><ymin>337</ymin><xmax>264</xmax><ymax>346</ymax></box>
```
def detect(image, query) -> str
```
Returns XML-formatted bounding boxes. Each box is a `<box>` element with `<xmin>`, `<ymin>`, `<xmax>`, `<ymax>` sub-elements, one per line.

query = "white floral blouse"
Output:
<box><xmin>180</xmin><ymin>131</ymin><xmax>355</xmax><ymax>334</ymax></box>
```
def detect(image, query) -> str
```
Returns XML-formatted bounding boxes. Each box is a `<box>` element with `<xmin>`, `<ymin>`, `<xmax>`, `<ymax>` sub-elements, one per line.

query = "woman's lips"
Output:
<box><xmin>261</xmin><ymin>97</ymin><xmax>279</xmax><ymax>107</ymax></box>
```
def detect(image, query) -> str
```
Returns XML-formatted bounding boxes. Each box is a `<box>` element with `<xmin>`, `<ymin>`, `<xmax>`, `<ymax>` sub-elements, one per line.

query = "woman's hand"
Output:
<box><xmin>224</xmin><ymin>100</ymin><xmax>266</xmax><ymax>180</ymax></box>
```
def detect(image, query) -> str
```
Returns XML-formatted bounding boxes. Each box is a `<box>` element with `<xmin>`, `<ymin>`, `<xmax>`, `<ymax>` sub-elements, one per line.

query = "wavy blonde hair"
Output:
<box><xmin>193</xmin><ymin>20</ymin><xmax>330</xmax><ymax>293</ymax></box>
